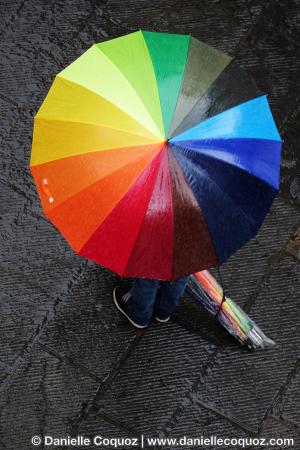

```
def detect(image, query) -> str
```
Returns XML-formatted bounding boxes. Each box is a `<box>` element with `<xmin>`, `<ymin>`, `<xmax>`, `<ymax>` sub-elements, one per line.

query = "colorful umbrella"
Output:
<box><xmin>30</xmin><ymin>31</ymin><xmax>282</xmax><ymax>280</ymax></box>
<box><xmin>186</xmin><ymin>271</ymin><xmax>275</xmax><ymax>349</ymax></box>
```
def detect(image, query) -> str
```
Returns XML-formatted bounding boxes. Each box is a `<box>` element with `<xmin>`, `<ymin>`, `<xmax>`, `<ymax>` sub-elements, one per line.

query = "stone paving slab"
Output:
<box><xmin>0</xmin><ymin>177</ymin><xmax>27</xmax><ymax>233</ymax></box>
<box><xmin>0</xmin><ymin>0</ymin><xmax>24</xmax><ymax>29</ymax></box>
<box><xmin>0</xmin><ymin>344</ymin><xmax>99</xmax><ymax>450</ymax></box>
<box><xmin>38</xmin><ymin>266</ymin><xmax>139</xmax><ymax>382</ymax></box>
<box><xmin>76</xmin><ymin>412</ymin><xmax>300</xmax><ymax>450</ymax></box>
<box><xmin>77</xmin><ymin>411</ymin><xmax>139</xmax><ymax>450</ymax></box>
<box><xmin>0</xmin><ymin>287</ymin><xmax>52</xmax><ymax>367</ymax></box>
<box><xmin>0</xmin><ymin>195</ymin><xmax>89</xmax><ymax>366</ymax></box>
<box><xmin>162</xmin><ymin>390</ymin><xmax>300</xmax><ymax>450</ymax></box>
<box><xmin>234</xmin><ymin>0</ymin><xmax>300</xmax><ymax>126</ymax></box>
<box><xmin>172</xmin><ymin>254</ymin><xmax>300</xmax><ymax>433</ymax></box>
<box><xmin>173</xmin><ymin>294</ymin><xmax>231</xmax><ymax>348</ymax></box>
<box><xmin>0</xmin><ymin>0</ymin><xmax>94</xmax><ymax>108</ymax></box>
<box><xmin>168</xmin><ymin>415</ymin><xmax>298</xmax><ymax>450</ymax></box>
<box><xmin>1</xmin><ymin>210</ymin><xmax>83</xmax><ymax>284</ymax></box>
<box><xmin>252</xmin><ymin>416</ymin><xmax>300</xmax><ymax>450</ymax></box>
<box><xmin>0</xmin><ymin>105</ymin><xmax>41</xmax><ymax>214</ymax></box>
<box><xmin>163</xmin><ymin>403</ymin><xmax>249</xmax><ymax>450</ymax></box>
<box><xmin>0</xmin><ymin>100</ymin><xmax>94</xmax><ymax>366</ymax></box>
<box><xmin>271</xmin><ymin>363</ymin><xmax>300</xmax><ymax>428</ymax></box>
<box><xmin>280</xmin><ymin>102</ymin><xmax>300</xmax><ymax>207</ymax></box>
<box><xmin>260</xmin><ymin>0</ymin><xmax>300</xmax><ymax>44</ymax></box>
<box><xmin>106</xmin><ymin>0</ymin><xmax>263</xmax><ymax>53</ymax></box>
<box><xmin>97</xmin><ymin>321</ymin><xmax>217</xmax><ymax>435</ymax></box>
<box><xmin>0</xmin><ymin>260</ymin><xmax>89</xmax><ymax>367</ymax></box>
<box><xmin>286</xmin><ymin>226</ymin><xmax>300</xmax><ymax>260</ymax></box>
<box><xmin>0</xmin><ymin>364</ymin><xmax>10</xmax><ymax>386</ymax></box>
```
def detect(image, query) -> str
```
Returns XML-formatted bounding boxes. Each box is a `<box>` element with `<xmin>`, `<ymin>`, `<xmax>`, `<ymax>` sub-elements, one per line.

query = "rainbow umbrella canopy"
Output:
<box><xmin>30</xmin><ymin>31</ymin><xmax>282</xmax><ymax>281</ymax></box>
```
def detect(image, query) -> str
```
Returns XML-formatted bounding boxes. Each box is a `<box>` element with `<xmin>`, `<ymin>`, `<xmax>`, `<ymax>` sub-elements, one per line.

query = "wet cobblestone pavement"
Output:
<box><xmin>0</xmin><ymin>1</ymin><xmax>300</xmax><ymax>449</ymax></box>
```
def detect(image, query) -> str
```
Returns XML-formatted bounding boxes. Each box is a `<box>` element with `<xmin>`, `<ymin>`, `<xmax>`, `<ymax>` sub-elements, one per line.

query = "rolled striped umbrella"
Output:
<box><xmin>187</xmin><ymin>271</ymin><xmax>275</xmax><ymax>349</ymax></box>
<box><xmin>30</xmin><ymin>31</ymin><xmax>282</xmax><ymax>280</ymax></box>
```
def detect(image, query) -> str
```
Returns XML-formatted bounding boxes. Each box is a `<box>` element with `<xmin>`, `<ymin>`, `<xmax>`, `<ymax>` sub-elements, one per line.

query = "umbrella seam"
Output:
<box><xmin>121</xmin><ymin>146</ymin><xmax>169</xmax><ymax>278</ymax></box>
<box><xmin>139</xmin><ymin>30</ymin><xmax>166</xmax><ymax>139</ymax></box>
<box><xmin>170</xmin><ymin>138</ymin><xmax>281</xmax><ymax>190</ymax></box>
<box><xmin>169</xmin><ymin>39</ymin><xmax>232</xmax><ymax>138</ymax></box>
<box><xmin>171</xmin><ymin>94</ymin><xmax>282</xmax><ymax>143</ymax></box>
<box><xmin>93</xmin><ymin>43</ymin><xmax>164</xmax><ymax>139</ymax></box>
<box><xmin>168</xmin><ymin>146</ymin><xmax>220</xmax><ymax>275</ymax></box>
<box><xmin>141</xmin><ymin>31</ymin><xmax>191</xmax><ymax>139</ymax></box>
<box><xmin>50</xmin><ymin>75</ymin><xmax>162</xmax><ymax>141</ymax></box>
<box><xmin>43</xmin><ymin>146</ymin><xmax>163</xmax><ymax>221</ymax></box>
<box><xmin>170</xmin><ymin>147</ymin><xmax>265</xmax><ymax>260</ymax></box>
<box><xmin>33</xmin><ymin>116</ymin><xmax>163</xmax><ymax>144</ymax></box>
<box><xmin>30</xmin><ymin>143</ymin><xmax>162</xmax><ymax>168</ymax></box>
<box><xmin>166</xmin><ymin>34</ymin><xmax>192</xmax><ymax>139</ymax></box>
<box><xmin>75</xmin><ymin>147</ymin><xmax>165</xmax><ymax>255</ymax></box>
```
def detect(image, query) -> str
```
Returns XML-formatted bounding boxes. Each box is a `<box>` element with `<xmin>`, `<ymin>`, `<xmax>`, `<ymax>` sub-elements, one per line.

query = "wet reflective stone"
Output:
<box><xmin>1</xmin><ymin>207</ymin><xmax>88</xmax><ymax>365</ymax></box>
<box><xmin>0</xmin><ymin>0</ymin><xmax>24</xmax><ymax>27</ymax></box>
<box><xmin>234</xmin><ymin>11</ymin><xmax>300</xmax><ymax>126</ymax></box>
<box><xmin>78</xmin><ymin>411</ymin><xmax>138</xmax><ymax>450</ymax></box>
<box><xmin>106</xmin><ymin>0</ymin><xmax>264</xmax><ymax>53</ymax></box>
<box><xmin>163</xmin><ymin>405</ymin><xmax>249</xmax><ymax>450</ymax></box>
<box><xmin>38</xmin><ymin>266</ymin><xmax>138</xmax><ymax>381</ymax></box>
<box><xmin>165</xmin><ymin>382</ymin><xmax>300</xmax><ymax>449</ymax></box>
<box><xmin>272</xmin><ymin>368</ymin><xmax>300</xmax><ymax>427</ymax></box>
<box><xmin>280</xmin><ymin>104</ymin><xmax>300</xmax><ymax>206</ymax></box>
<box><xmin>0</xmin><ymin>1</ymin><xmax>94</xmax><ymax>107</ymax></box>
<box><xmin>176</xmin><ymin>255</ymin><xmax>300</xmax><ymax>432</ymax></box>
<box><xmin>97</xmin><ymin>321</ymin><xmax>217</xmax><ymax>434</ymax></box>
<box><xmin>0</xmin><ymin>345</ymin><xmax>99</xmax><ymax>450</ymax></box>
<box><xmin>254</xmin><ymin>416</ymin><xmax>300</xmax><ymax>449</ymax></box>
<box><xmin>286</xmin><ymin>227</ymin><xmax>300</xmax><ymax>259</ymax></box>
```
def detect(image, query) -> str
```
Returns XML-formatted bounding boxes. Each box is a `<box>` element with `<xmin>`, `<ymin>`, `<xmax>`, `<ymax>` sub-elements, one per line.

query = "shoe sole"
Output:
<box><xmin>154</xmin><ymin>316</ymin><xmax>170</xmax><ymax>323</ymax></box>
<box><xmin>113</xmin><ymin>287</ymin><xmax>148</xmax><ymax>329</ymax></box>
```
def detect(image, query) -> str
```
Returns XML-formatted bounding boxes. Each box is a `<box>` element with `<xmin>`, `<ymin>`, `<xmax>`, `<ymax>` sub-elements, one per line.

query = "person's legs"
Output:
<box><xmin>113</xmin><ymin>278</ymin><xmax>160</xmax><ymax>328</ymax></box>
<box><xmin>154</xmin><ymin>275</ymin><xmax>190</xmax><ymax>321</ymax></box>
<box><xmin>127</xmin><ymin>278</ymin><xmax>160</xmax><ymax>323</ymax></box>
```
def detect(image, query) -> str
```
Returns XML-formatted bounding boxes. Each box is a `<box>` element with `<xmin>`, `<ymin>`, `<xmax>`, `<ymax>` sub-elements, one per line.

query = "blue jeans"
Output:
<box><xmin>126</xmin><ymin>276</ymin><xmax>190</xmax><ymax>325</ymax></box>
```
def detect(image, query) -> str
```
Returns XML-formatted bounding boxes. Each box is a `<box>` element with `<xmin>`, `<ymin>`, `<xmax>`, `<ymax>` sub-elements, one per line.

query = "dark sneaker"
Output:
<box><xmin>113</xmin><ymin>286</ymin><xmax>149</xmax><ymax>329</ymax></box>
<box><xmin>154</xmin><ymin>314</ymin><xmax>171</xmax><ymax>323</ymax></box>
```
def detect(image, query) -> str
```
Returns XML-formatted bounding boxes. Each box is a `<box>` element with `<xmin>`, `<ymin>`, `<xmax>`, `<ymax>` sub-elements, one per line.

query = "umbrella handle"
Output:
<box><xmin>213</xmin><ymin>267</ymin><xmax>227</xmax><ymax>319</ymax></box>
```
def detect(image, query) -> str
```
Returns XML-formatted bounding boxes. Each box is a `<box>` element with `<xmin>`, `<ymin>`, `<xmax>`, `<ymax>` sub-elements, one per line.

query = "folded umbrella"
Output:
<box><xmin>187</xmin><ymin>271</ymin><xmax>275</xmax><ymax>349</ymax></box>
<box><xmin>30</xmin><ymin>31</ymin><xmax>282</xmax><ymax>281</ymax></box>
